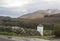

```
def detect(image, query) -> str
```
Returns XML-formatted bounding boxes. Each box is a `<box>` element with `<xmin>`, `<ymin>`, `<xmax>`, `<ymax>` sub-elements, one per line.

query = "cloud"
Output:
<box><xmin>0</xmin><ymin>0</ymin><xmax>30</xmax><ymax>7</ymax></box>
<box><xmin>0</xmin><ymin>0</ymin><xmax>60</xmax><ymax>18</ymax></box>
<box><xmin>0</xmin><ymin>7</ymin><xmax>22</xmax><ymax>18</ymax></box>
<box><xmin>0</xmin><ymin>0</ymin><xmax>60</xmax><ymax>8</ymax></box>
<box><xmin>0</xmin><ymin>0</ymin><xmax>47</xmax><ymax>8</ymax></box>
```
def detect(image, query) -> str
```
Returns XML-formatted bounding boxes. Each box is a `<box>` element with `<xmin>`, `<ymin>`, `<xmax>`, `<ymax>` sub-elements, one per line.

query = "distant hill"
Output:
<box><xmin>0</xmin><ymin>16</ymin><xmax>10</xmax><ymax>20</ymax></box>
<box><xmin>19</xmin><ymin>9</ymin><xmax>60</xmax><ymax>19</ymax></box>
<box><xmin>19</xmin><ymin>10</ymin><xmax>48</xmax><ymax>19</ymax></box>
<box><xmin>48</xmin><ymin>13</ymin><xmax>60</xmax><ymax>17</ymax></box>
<box><xmin>28</xmin><ymin>13</ymin><xmax>60</xmax><ymax>24</ymax></box>
<box><xmin>0</xmin><ymin>16</ymin><xmax>20</xmax><ymax>21</ymax></box>
<box><xmin>0</xmin><ymin>9</ymin><xmax>60</xmax><ymax>25</ymax></box>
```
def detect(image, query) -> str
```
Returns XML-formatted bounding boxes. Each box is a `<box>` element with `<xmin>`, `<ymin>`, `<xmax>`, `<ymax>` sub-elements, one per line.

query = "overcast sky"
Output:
<box><xmin>0</xmin><ymin>0</ymin><xmax>60</xmax><ymax>18</ymax></box>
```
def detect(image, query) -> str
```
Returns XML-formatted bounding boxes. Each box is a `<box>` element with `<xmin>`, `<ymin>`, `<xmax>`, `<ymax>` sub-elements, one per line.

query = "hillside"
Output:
<box><xmin>18</xmin><ymin>13</ymin><xmax>60</xmax><ymax>24</ymax></box>
<box><xmin>19</xmin><ymin>10</ymin><xmax>49</xmax><ymax>19</ymax></box>
<box><xmin>19</xmin><ymin>9</ymin><xmax>60</xmax><ymax>19</ymax></box>
<box><xmin>0</xmin><ymin>9</ymin><xmax>60</xmax><ymax>25</ymax></box>
<box><xmin>28</xmin><ymin>13</ymin><xmax>60</xmax><ymax>24</ymax></box>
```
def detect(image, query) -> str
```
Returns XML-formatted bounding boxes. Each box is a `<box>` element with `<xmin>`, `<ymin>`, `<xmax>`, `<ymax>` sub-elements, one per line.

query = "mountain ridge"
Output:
<box><xmin>19</xmin><ymin>9</ymin><xmax>60</xmax><ymax>19</ymax></box>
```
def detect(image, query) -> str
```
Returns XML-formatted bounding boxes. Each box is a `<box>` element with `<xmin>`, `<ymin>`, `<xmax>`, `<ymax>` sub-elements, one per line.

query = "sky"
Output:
<box><xmin>0</xmin><ymin>0</ymin><xmax>60</xmax><ymax>18</ymax></box>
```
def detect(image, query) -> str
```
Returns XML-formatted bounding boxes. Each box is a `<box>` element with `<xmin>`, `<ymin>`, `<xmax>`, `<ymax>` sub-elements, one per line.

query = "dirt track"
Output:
<box><xmin>0</xmin><ymin>35</ymin><xmax>60</xmax><ymax>41</ymax></box>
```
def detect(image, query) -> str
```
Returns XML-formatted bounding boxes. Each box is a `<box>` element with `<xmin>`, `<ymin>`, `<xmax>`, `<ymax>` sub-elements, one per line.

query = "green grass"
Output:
<box><xmin>43</xmin><ymin>30</ymin><xmax>53</xmax><ymax>36</ymax></box>
<box><xmin>0</xmin><ymin>31</ymin><xmax>22</xmax><ymax>36</ymax></box>
<box><xmin>0</xmin><ymin>30</ymin><xmax>54</xmax><ymax>39</ymax></box>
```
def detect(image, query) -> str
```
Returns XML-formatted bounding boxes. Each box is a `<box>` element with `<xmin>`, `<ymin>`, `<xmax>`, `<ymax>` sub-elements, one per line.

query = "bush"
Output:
<box><xmin>44</xmin><ymin>30</ymin><xmax>52</xmax><ymax>36</ymax></box>
<box><xmin>54</xmin><ymin>24</ymin><xmax>60</xmax><ymax>37</ymax></box>
<box><xmin>14</xmin><ymin>28</ymin><xmax>41</xmax><ymax>36</ymax></box>
<box><xmin>25</xmin><ymin>29</ymin><xmax>41</xmax><ymax>36</ymax></box>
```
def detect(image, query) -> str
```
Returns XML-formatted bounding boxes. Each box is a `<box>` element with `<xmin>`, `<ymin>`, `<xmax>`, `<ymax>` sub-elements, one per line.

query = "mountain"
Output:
<box><xmin>18</xmin><ymin>9</ymin><xmax>60</xmax><ymax>24</ymax></box>
<box><xmin>0</xmin><ymin>16</ymin><xmax>11</xmax><ymax>20</ymax></box>
<box><xmin>0</xmin><ymin>9</ymin><xmax>60</xmax><ymax>25</ymax></box>
<box><xmin>0</xmin><ymin>16</ymin><xmax>20</xmax><ymax>21</ymax></box>
<box><xmin>28</xmin><ymin>13</ymin><xmax>60</xmax><ymax>24</ymax></box>
<box><xmin>19</xmin><ymin>10</ymin><xmax>48</xmax><ymax>19</ymax></box>
<box><xmin>19</xmin><ymin>9</ymin><xmax>60</xmax><ymax>19</ymax></box>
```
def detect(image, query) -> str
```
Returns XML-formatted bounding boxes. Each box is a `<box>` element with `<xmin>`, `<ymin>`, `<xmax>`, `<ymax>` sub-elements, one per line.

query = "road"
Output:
<box><xmin>0</xmin><ymin>35</ymin><xmax>60</xmax><ymax>41</ymax></box>
<box><xmin>0</xmin><ymin>38</ymin><xmax>13</xmax><ymax>41</ymax></box>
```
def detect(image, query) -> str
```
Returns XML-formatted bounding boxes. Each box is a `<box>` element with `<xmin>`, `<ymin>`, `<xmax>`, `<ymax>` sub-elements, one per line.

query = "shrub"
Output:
<box><xmin>25</xmin><ymin>29</ymin><xmax>41</xmax><ymax>36</ymax></box>
<box><xmin>54</xmin><ymin>24</ymin><xmax>60</xmax><ymax>37</ymax></box>
<box><xmin>44</xmin><ymin>30</ymin><xmax>52</xmax><ymax>36</ymax></box>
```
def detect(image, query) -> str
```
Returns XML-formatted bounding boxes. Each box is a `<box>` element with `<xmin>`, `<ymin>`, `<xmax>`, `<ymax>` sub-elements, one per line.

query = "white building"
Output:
<box><xmin>37</xmin><ymin>24</ymin><xmax>44</xmax><ymax>36</ymax></box>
